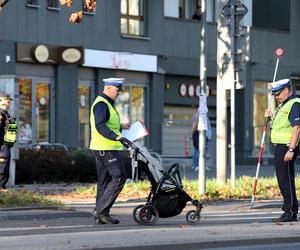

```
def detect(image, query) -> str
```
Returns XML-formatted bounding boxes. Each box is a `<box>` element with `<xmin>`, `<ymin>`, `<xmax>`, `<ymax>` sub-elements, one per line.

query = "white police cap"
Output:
<box><xmin>270</xmin><ymin>78</ymin><xmax>290</xmax><ymax>95</ymax></box>
<box><xmin>103</xmin><ymin>78</ymin><xmax>125</xmax><ymax>87</ymax></box>
<box><xmin>0</xmin><ymin>92</ymin><xmax>13</xmax><ymax>100</ymax></box>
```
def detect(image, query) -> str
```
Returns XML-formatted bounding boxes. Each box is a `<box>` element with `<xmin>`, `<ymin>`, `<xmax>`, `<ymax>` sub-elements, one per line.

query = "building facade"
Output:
<box><xmin>0</xmin><ymin>0</ymin><xmax>299</xmax><ymax>171</ymax></box>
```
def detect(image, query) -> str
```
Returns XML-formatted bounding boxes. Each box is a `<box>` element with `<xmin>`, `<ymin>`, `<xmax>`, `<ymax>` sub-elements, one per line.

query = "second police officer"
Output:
<box><xmin>0</xmin><ymin>92</ymin><xmax>18</xmax><ymax>190</ymax></box>
<box><xmin>265</xmin><ymin>79</ymin><xmax>300</xmax><ymax>222</ymax></box>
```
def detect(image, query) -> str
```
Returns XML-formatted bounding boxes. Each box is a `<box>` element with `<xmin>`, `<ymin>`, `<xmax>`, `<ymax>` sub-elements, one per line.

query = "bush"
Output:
<box><xmin>16</xmin><ymin>148</ymin><xmax>97</xmax><ymax>183</ymax></box>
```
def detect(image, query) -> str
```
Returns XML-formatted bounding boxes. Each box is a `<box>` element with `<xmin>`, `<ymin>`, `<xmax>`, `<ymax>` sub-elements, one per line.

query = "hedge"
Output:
<box><xmin>16</xmin><ymin>149</ymin><xmax>133</xmax><ymax>184</ymax></box>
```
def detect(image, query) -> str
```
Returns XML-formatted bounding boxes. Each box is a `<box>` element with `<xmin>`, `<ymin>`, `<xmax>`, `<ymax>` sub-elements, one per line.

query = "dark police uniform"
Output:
<box><xmin>0</xmin><ymin>109</ymin><xmax>15</xmax><ymax>188</ymax></box>
<box><xmin>270</xmin><ymin>94</ymin><xmax>300</xmax><ymax>221</ymax></box>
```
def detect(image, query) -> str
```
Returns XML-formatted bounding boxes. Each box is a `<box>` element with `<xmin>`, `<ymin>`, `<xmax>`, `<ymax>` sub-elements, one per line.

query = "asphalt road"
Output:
<box><xmin>1</xmin><ymin>200</ymin><xmax>300</xmax><ymax>250</ymax></box>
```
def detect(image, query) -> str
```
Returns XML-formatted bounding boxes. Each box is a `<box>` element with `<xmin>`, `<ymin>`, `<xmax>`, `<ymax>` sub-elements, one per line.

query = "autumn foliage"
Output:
<box><xmin>60</xmin><ymin>0</ymin><xmax>96</xmax><ymax>23</ymax></box>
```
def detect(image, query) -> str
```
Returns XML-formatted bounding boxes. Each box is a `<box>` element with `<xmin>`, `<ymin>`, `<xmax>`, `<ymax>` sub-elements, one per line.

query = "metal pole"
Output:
<box><xmin>230</xmin><ymin>4</ymin><xmax>236</xmax><ymax>189</ymax></box>
<box><xmin>216</xmin><ymin>0</ymin><xmax>228</xmax><ymax>184</ymax></box>
<box><xmin>198</xmin><ymin>0</ymin><xmax>207</xmax><ymax>195</ymax></box>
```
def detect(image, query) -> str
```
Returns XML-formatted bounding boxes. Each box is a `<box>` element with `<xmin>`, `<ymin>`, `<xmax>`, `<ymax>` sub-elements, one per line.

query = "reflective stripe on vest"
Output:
<box><xmin>270</xmin><ymin>98</ymin><xmax>300</xmax><ymax>144</ymax></box>
<box><xmin>89</xmin><ymin>96</ymin><xmax>123</xmax><ymax>150</ymax></box>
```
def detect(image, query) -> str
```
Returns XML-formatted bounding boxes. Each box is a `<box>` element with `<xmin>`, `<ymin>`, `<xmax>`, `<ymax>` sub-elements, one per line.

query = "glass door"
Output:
<box><xmin>35</xmin><ymin>82</ymin><xmax>51</xmax><ymax>143</ymax></box>
<box><xmin>18</xmin><ymin>77</ymin><xmax>54</xmax><ymax>145</ymax></box>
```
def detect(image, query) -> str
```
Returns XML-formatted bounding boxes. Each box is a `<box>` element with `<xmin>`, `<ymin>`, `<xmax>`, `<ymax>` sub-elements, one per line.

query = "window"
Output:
<box><xmin>164</xmin><ymin>0</ymin><xmax>216</xmax><ymax>22</ymax></box>
<box><xmin>78</xmin><ymin>83</ymin><xmax>91</xmax><ymax>148</ymax></box>
<box><xmin>253</xmin><ymin>0</ymin><xmax>290</xmax><ymax>30</ymax></box>
<box><xmin>27</xmin><ymin>0</ymin><xmax>39</xmax><ymax>5</ymax></box>
<box><xmin>121</xmin><ymin>0</ymin><xmax>145</xmax><ymax>36</ymax></box>
<box><xmin>19</xmin><ymin>79</ymin><xmax>33</xmax><ymax>144</ymax></box>
<box><xmin>115</xmin><ymin>86</ymin><xmax>145</xmax><ymax>125</ymax></box>
<box><xmin>48</xmin><ymin>0</ymin><xmax>59</xmax><ymax>8</ymax></box>
<box><xmin>253</xmin><ymin>81</ymin><xmax>270</xmax><ymax>154</ymax></box>
<box><xmin>18</xmin><ymin>78</ymin><xmax>53</xmax><ymax>145</ymax></box>
<box><xmin>164</xmin><ymin>0</ymin><xmax>199</xmax><ymax>19</ymax></box>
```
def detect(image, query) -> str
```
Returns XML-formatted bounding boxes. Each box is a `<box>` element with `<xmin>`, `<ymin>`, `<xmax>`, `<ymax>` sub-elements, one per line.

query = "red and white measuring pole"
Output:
<box><xmin>250</xmin><ymin>48</ymin><xmax>284</xmax><ymax>208</ymax></box>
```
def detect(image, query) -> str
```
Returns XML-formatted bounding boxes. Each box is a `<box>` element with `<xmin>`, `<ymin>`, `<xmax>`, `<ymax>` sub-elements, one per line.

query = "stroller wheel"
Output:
<box><xmin>137</xmin><ymin>205</ymin><xmax>159</xmax><ymax>225</ymax></box>
<box><xmin>133</xmin><ymin>205</ymin><xmax>144</xmax><ymax>224</ymax></box>
<box><xmin>186</xmin><ymin>210</ymin><xmax>200</xmax><ymax>224</ymax></box>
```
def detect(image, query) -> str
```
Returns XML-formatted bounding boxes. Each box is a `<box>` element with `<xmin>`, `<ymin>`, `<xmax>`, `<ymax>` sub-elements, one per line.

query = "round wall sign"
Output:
<box><xmin>62</xmin><ymin>48</ymin><xmax>82</xmax><ymax>63</ymax></box>
<box><xmin>179</xmin><ymin>84</ymin><xmax>187</xmax><ymax>96</ymax></box>
<box><xmin>188</xmin><ymin>84</ymin><xmax>195</xmax><ymax>97</ymax></box>
<box><xmin>195</xmin><ymin>85</ymin><xmax>200</xmax><ymax>97</ymax></box>
<box><xmin>34</xmin><ymin>45</ymin><xmax>49</xmax><ymax>63</ymax></box>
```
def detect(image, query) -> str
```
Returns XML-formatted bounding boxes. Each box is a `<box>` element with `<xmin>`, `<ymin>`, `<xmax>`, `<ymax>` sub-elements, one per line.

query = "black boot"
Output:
<box><xmin>272</xmin><ymin>212</ymin><xmax>297</xmax><ymax>222</ymax></box>
<box><xmin>93</xmin><ymin>210</ymin><xmax>120</xmax><ymax>224</ymax></box>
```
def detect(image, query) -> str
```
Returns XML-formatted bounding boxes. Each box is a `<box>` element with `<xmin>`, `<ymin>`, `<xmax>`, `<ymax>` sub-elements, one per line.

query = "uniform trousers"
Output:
<box><xmin>92</xmin><ymin>150</ymin><xmax>126</xmax><ymax>215</ymax></box>
<box><xmin>274</xmin><ymin>144</ymin><xmax>299</xmax><ymax>215</ymax></box>
<box><xmin>0</xmin><ymin>144</ymin><xmax>11</xmax><ymax>188</ymax></box>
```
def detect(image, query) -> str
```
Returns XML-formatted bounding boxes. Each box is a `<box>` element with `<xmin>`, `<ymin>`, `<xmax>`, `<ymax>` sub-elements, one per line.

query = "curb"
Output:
<box><xmin>0</xmin><ymin>210</ymin><xmax>91</xmax><ymax>221</ymax></box>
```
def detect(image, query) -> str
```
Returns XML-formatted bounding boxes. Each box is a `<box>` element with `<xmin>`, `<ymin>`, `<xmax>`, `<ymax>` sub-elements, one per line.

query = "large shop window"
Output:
<box><xmin>121</xmin><ymin>0</ymin><xmax>145</xmax><ymax>36</ymax></box>
<box><xmin>115</xmin><ymin>85</ymin><xmax>145</xmax><ymax>127</ymax></box>
<box><xmin>253</xmin><ymin>81</ymin><xmax>270</xmax><ymax>155</ymax></box>
<box><xmin>18</xmin><ymin>78</ymin><xmax>52</xmax><ymax>145</ymax></box>
<box><xmin>78</xmin><ymin>83</ymin><xmax>92</xmax><ymax>148</ymax></box>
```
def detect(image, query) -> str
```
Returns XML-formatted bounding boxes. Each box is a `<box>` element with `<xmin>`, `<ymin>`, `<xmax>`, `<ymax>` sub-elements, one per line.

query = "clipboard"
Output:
<box><xmin>122</xmin><ymin>121</ymin><xmax>149</xmax><ymax>141</ymax></box>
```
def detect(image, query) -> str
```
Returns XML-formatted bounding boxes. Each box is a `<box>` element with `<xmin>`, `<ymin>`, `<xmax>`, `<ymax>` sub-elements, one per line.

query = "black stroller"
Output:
<box><xmin>121</xmin><ymin>139</ymin><xmax>203</xmax><ymax>225</ymax></box>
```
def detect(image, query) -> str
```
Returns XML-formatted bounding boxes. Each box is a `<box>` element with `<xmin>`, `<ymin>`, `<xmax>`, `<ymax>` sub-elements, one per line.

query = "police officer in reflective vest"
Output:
<box><xmin>265</xmin><ymin>79</ymin><xmax>300</xmax><ymax>222</ymax></box>
<box><xmin>90</xmin><ymin>77</ymin><xmax>130</xmax><ymax>224</ymax></box>
<box><xmin>0</xmin><ymin>92</ymin><xmax>17</xmax><ymax>189</ymax></box>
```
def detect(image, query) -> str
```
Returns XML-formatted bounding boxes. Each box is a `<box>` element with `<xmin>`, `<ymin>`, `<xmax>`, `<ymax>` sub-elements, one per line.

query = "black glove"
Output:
<box><xmin>118</xmin><ymin>137</ymin><xmax>132</xmax><ymax>148</ymax></box>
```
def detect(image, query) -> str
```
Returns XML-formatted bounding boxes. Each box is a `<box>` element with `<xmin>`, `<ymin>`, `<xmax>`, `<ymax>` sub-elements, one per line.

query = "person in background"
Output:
<box><xmin>192</xmin><ymin>6</ymin><xmax>202</xmax><ymax>21</ymax></box>
<box><xmin>265</xmin><ymin>78</ymin><xmax>300</xmax><ymax>222</ymax></box>
<box><xmin>191</xmin><ymin>109</ymin><xmax>211</xmax><ymax>171</ymax></box>
<box><xmin>0</xmin><ymin>92</ymin><xmax>17</xmax><ymax>190</ymax></box>
<box><xmin>89</xmin><ymin>77</ymin><xmax>130</xmax><ymax>224</ymax></box>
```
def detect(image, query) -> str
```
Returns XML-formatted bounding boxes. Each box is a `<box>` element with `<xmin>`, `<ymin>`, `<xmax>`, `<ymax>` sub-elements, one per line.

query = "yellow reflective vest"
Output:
<box><xmin>270</xmin><ymin>98</ymin><xmax>300</xmax><ymax>144</ymax></box>
<box><xmin>89</xmin><ymin>96</ymin><xmax>123</xmax><ymax>150</ymax></box>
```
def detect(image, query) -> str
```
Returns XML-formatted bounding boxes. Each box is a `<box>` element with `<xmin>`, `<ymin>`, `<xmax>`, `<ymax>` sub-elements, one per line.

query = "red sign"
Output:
<box><xmin>275</xmin><ymin>48</ymin><xmax>284</xmax><ymax>57</ymax></box>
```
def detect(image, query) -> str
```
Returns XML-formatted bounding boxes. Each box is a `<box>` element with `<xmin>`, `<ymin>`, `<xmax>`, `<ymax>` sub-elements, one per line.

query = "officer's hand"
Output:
<box><xmin>284</xmin><ymin>151</ymin><xmax>294</xmax><ymax>162</ymax></box>
<box><xmin>265</xmin><ymin>109</ymin><xmax>272</xmax><ymax>118</ymax></box>
<box><xmin>121</xmin><ymin>123</ymin><xmax>130</xmax><ymax>130</ymax></box>
<box><xmin>117</xmin><ymin>136</ymin><xmax>132</xmax><ymax>148</ymax></box>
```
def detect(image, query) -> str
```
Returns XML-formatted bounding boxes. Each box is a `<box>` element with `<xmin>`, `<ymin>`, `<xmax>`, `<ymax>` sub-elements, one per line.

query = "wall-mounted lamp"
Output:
<box><xmin>5</xmin><ymin>55</ymin><xmax>10</xmax><ymax>63</ymax></box>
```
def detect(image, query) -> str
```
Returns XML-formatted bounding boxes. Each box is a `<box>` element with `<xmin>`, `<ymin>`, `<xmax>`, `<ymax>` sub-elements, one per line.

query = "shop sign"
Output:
<box><xmin>17</xmin><ymin>43</ymin><xmax>84</xmax><ymax>65</ymax></box>
<box><xmin>195</xmin><ymin>85</ymin><xmax>200</xmax><ymax>97</ymax></box>
<box><xmin>83</xmin><ymin>49</ymin><xmax>157</xmax><ymax>72</ymax></box>
<box><xmin>179</xmin><ymin>83</ymin><xmax>187</xmax><ymax>96</ymax></box>
<box><xmin>188</xmin><ymin>84</ymin><xmax>195</xmax><ymax>97</ymax></box>
<box><xmin>61</xmin><ymin>48</ymin><xmax>82</xmax><ymax>63</ymax></box>
<box><xmin>179</xmin><ymin>84</ymin><xmax>212</xmax><ymax>98</ymax></box>
<box><xmin>34</xmin><ymin>45</ymin><xmax>49</xmax><ymax>63</ymax></box>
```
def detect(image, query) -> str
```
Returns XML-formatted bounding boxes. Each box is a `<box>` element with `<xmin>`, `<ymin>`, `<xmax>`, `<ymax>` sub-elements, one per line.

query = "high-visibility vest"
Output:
<box><xmin>0</xmin><ymin>110</ymin><xmax>17</xmax><ymax>146</ymax></box>
<box><xmin>89</xmin><ymin>96</ymin><xmax>123</xmax><ymax>150</ymax></box>
<box><xmin>270</xmin><ymin>98</ymin><xmax>300</xmax><ymax>144</ymax></box>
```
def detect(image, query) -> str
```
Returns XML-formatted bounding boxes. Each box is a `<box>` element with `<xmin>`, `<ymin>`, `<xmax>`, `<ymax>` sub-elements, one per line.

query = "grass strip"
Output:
<box><xmin>0</xmin><ymin>190</ymin><xmax>63</xmax><ymax>208</ymax></box>
<box><xmin>73</xmin><ymin>175</ymin><xmax>285</xmax><ymax>201</ymax></box>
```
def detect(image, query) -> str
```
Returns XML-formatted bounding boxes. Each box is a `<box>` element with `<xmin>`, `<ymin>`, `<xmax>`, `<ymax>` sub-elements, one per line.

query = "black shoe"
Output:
<box><xmin>94</xmin><ymin>212</ymin><xmax>120</xmax><ymax>224</ymax></box>
<box><xmin>272</xmin><ymin>212</ymin><xmax>297</xmax><ymax>223</ymax></box>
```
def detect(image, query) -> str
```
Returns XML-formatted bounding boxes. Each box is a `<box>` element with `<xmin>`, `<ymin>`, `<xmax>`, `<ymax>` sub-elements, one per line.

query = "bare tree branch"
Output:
<box><xmin>0</xmin><ymin>0</ymin><xmax>11</xmax><ymax>8</ymax></box>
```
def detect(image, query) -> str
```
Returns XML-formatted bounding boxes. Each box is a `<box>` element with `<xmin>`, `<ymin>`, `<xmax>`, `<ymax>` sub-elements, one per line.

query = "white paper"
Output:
<box><xmin>122</xmin><ymin>121</ymin><xmax>149</xmax><ymax>142</ymax></box>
